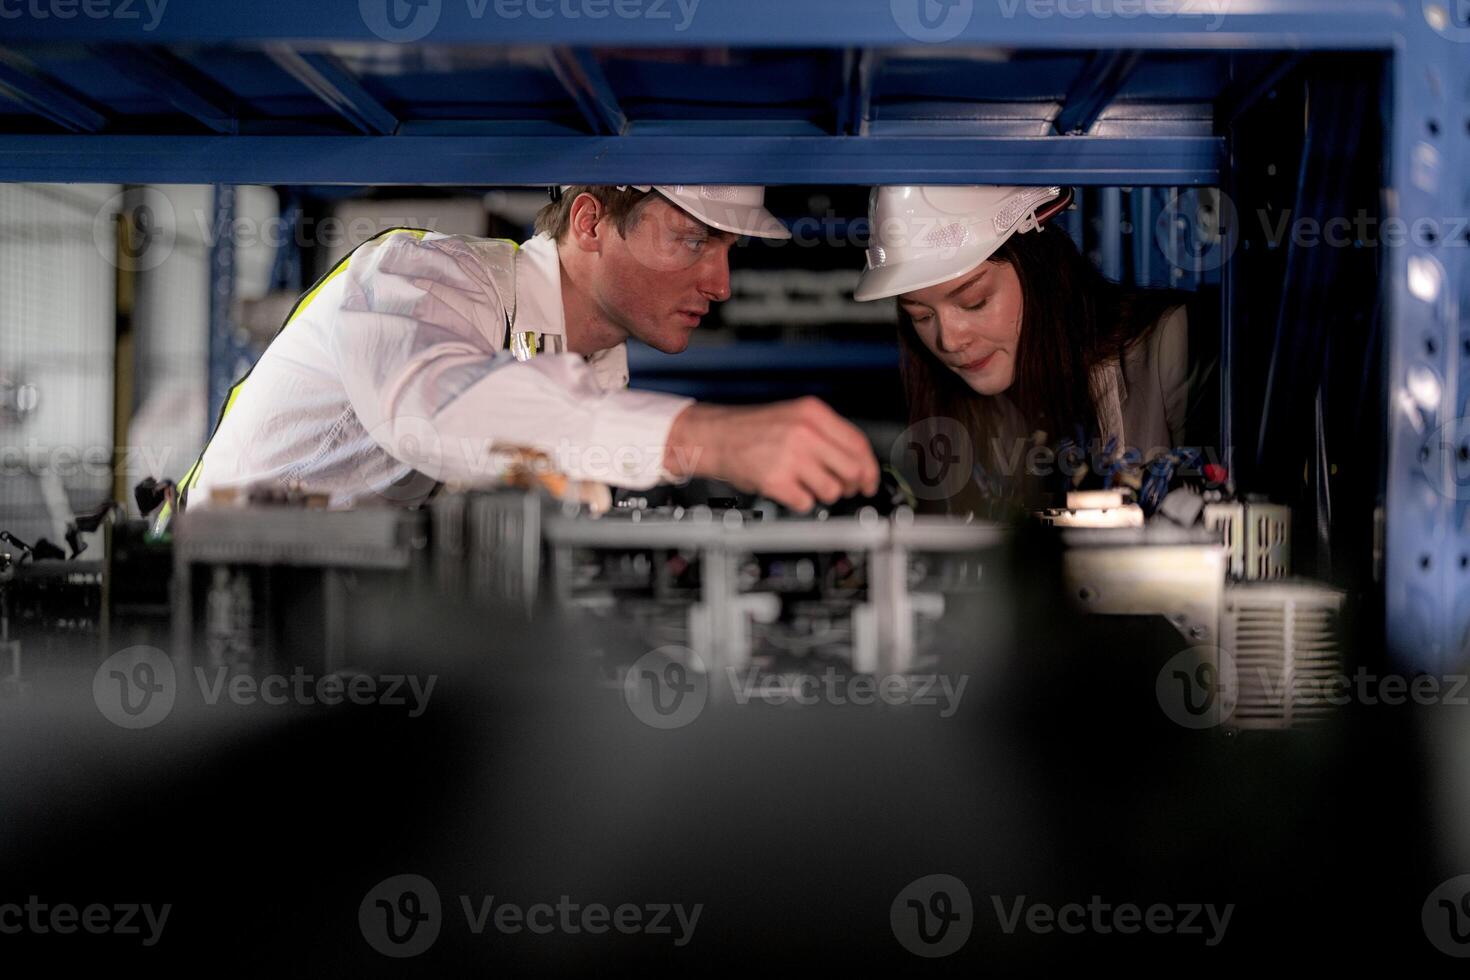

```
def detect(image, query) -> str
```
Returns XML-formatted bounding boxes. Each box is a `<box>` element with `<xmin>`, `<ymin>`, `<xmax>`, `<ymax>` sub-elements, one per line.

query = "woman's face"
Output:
<box><xmin>898</xmin><ymin>259</ymin><xmax>1023</xmax><ymax>396</ymax></box>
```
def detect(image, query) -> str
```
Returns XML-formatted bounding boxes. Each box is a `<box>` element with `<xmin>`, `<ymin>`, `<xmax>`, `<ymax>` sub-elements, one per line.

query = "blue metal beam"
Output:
<box><xmin>1383</xmin><ymin>8</ymin><xmax>1470</xmax><ymax>671</ymax></box>
<box><xmin>837</xmin><ymin>49</ymin><xmax>879</xmax><ymax>137</ymax></box>
<box><xmin>546</xmin><ymin>48</ymin><xmax>626</xmax><ymax>135</ymax></box>
<box><xmin>0</xmin><ymin>0</ymin><xmax>1405</xmax><ymax>48</ymax></box>
<box><xmin>1052</xmin><ymin>51</ymin><xmax>1140</xmax><ymax>135</ymax></box>
<box><xmin>1215</xmin><ymin>53</ymin><xmax>1304</xmax><ymax>128</ymax></box>
<box><xmin>0</xmin><ymin>47</ymin><xmax>107</xmax><ymax>133</ymax></box>
<box><xmin>207</xmin><ymin>185</ymin><xmax>254</xmax><ymax>425</ymax></box>
<box><xmin>0</xmin><ymin>134</ymin><xmax>1224</xmax><ymax>185</ymax></box>
<box><xmin>263</xmin><ymin>46</ymin><xmax>398</xmax><ymax>135</ymax></box>
<box><xmin>1098</xmin><ymin>186</ymin><xmax>1123</xmax><ymax>281</ymax></box>
<box><xmin>90</xmin><ymin>44</ymin><xmax>240</xmax><ymax>134</ymax></box>
<box><xmin>546</xmin><ymin>46</ymin><xmax>626</xmax><ymax>135</ymax></box>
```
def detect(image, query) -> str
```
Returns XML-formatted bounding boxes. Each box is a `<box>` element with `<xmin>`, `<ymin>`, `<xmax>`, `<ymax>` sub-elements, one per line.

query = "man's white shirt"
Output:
<box><xmin>190</xmin><ymin>231</ymin><xmax>694</xmax><ymax>508</ymax></box>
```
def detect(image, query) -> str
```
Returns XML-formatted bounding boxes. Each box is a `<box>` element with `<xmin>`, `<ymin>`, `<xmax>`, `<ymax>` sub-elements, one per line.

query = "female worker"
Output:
<box><xmin>855</xmin><ymin>185</ymin><xmax>1216</xmax><ymax>515</ymax></box>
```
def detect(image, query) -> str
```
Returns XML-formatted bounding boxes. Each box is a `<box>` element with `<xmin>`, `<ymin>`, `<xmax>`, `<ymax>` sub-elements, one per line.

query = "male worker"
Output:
<box><xmin>171</xmin><ymin>186</ymin><xmax>879</xmax><ymax>517</ymax></box>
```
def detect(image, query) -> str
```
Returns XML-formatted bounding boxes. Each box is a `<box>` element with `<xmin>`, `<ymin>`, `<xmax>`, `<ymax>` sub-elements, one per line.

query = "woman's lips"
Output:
<box><xmin>957</xmin><ymin>351</ymin><xmax>997</xmax><ymax>373</ymax></box>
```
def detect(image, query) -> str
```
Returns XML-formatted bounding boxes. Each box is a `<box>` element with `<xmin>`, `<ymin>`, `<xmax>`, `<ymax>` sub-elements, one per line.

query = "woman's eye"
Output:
<box><xmin>910</xmin><ymin>312</ymin><xmax>933</xmax><ymax>324</ymax></box>
<box><xmin>682</xmin><ymin>238</ymin><xmax>707</xmax><ymax>253</ymax></box>
<box><xmin>962</xmin><ymin>298</ymin><xmax>987</xmax><ymax>312</ymax></box>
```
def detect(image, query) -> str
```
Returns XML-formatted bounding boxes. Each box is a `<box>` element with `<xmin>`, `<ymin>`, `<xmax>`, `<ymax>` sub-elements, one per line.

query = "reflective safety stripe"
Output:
<box><xmin>153</xmin><ymin>227</ymin><xmax>437</xmax><ymax>535</ymax></box>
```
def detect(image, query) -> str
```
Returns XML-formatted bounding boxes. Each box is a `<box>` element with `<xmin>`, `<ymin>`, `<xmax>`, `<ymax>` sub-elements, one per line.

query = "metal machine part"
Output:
<box><xmin>1222</xmin><ymin>580</ymin><xmax>1345</xmax><ymax>730</ymax></box>
<box><xmin>0</xmin><ymin>373</ymin><xmax>38</xmax><ymax>423</ymax></box>
<box><xmin>1203</xmin><ymin>501</ymin><xmax>1291</xmax><ymax>581</ymax></box>
<box><xmin>541</xmin><ymin>502</ymin><xmax>1004</xmax><ymax>697</ymax></box>
<box><xmin>171</xmin><ymin>506</ymin><xmax>427</xmax><ymax>673</ymax></box>
<box><xmin>1038</xmin><ymin>489</ymin><xmax>1145</xmax><ymax>528</ymax></box>
<box><xmin>431</xmin><ymin>490</ymin><xmax>541</xmax><ymax>613</ymax></box>
<box><xmin>1060</xmin><ymin>524</ymin><xmax>1226</xmax><ymax>646</ymax></box>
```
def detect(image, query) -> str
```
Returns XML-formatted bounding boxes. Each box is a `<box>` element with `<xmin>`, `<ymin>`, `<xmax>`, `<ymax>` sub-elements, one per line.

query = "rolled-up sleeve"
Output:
<box><xmin>328</xmin><ymin>234</ymin><xmax>694</xmax><ymax>490</ymax></box>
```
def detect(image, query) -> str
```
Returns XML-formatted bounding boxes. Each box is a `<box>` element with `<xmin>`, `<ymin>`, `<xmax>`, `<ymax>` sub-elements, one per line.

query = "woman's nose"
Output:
<box><xmin>934</xmin><ymin>314</ymin><xmax>972</xmax><ymax>354</ymax></box>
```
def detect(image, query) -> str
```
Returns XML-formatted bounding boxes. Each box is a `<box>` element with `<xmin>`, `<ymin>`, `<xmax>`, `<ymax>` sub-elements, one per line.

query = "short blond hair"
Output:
<box><xmin>534</xmin><ymin>186</ymin><xmax>660</xmax><ymax>240</ymax></box>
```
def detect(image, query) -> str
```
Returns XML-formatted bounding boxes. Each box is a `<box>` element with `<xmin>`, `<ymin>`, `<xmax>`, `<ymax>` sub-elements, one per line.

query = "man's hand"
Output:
<box><xmin>662</xmin><ymin>397</ymin><xmax>881</xmax><ymax>512</ymax></box>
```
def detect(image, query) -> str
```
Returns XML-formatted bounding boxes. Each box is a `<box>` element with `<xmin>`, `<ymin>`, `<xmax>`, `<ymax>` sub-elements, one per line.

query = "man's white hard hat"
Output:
<box><xmin>560</xmin><ymin>185</ymin><xmax>791</xmax><ymax>240</ymax></box>
<box><xmin>855</xmin><ymin>185</ymin><xmax>1070</xmax><ymax>302</ymax></box>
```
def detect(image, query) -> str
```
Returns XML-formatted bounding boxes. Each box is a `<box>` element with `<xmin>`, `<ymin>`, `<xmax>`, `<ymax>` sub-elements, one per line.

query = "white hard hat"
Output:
<box><xmin>855</xmin><ymin>185</ymin><xmax>1069</xmax><ymax>301</ymax></box>
<box><xmin>561</xmin><ymin>185</ymin><xmax>791</xmax><ymax>240</ymax></box>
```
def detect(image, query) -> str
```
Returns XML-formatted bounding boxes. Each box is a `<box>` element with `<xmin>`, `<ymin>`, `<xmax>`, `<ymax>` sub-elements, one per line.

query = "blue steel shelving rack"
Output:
<box><xmin>0</xmin><ymin>1</ymin><xmax>1463</xmax><ymax>672</ymax></box>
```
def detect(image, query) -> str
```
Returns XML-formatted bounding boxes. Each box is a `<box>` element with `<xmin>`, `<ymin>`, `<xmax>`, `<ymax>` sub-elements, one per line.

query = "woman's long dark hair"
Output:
<box><xmin>897</xmin><ymin>223</ymin><xmax>1182</xmax><ymax>507</ymax></box>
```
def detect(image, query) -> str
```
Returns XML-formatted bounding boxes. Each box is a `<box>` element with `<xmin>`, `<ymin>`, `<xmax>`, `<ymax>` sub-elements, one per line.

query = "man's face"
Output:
<box><xmin>590</xmin><ymin>197</ymin><xmax>737</xmax><ymax>354</ymax></box>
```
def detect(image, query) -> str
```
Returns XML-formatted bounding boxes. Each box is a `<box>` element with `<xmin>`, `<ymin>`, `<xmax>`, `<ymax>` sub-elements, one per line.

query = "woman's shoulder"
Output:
<box><xmin>1118</xmin><ymin>297</ymin><xmax>1208</xmax><ymax>450</ymax></box>
<box><xmin>1120</xmin><ymin>301</ymin><xmax>1189</xmax><ymax>382</ymax></box>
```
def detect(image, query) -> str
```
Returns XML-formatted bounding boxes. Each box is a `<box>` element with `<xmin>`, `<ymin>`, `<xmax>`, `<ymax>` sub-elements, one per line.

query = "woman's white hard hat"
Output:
<box><xmin>855</xmin><ymin>185</ymin><xmax>1070</xmax><ymax>302</ymax></box>
<box><xmin>560</xmin><ymin>185</ymin><xmax>791</xmax><ymax>240</ymax></box>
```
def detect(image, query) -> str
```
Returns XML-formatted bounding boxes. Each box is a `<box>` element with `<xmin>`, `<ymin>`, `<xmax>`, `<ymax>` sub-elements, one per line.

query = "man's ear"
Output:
<box><xmin>568</xmin><ymin>193</ymin><xmax>605</xmax><ymax>253</ymax></box>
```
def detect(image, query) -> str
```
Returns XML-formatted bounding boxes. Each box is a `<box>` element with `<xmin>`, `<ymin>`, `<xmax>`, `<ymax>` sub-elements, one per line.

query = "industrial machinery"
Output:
<box><xmin>155</xmin><ymin>489</ymin><xmax>1009</xmax><ymax>705</ymax></box>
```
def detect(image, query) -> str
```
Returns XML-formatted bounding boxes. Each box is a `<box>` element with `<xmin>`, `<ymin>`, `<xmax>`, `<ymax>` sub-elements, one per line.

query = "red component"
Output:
<box><xmin>1203</xmin><ymin>464</ymin><xmax>1228</xmax><ymax>486</ymax></box>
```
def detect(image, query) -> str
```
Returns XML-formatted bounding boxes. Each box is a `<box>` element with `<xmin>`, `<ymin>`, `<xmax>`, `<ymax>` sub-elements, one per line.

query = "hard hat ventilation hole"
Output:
<box><xmin>700</xmin><ymin>186</ymin><xmax>742</xmax><ymax>201</ymax></box>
